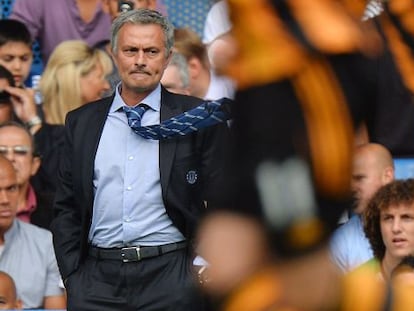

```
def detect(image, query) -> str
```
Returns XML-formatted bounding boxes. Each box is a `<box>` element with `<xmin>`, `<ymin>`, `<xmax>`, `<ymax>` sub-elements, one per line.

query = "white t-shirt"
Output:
<box><xmin>203</xmin><ymin>0</ymin><xmax>232</xmax><ymax>44</ymax></box>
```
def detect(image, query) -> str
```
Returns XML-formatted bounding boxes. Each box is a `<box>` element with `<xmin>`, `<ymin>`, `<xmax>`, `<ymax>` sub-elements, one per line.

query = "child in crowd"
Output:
<box><xmin>0</xmin><ymin>271</ymin><xmax>22</xmax><ymax>310</ymax></box>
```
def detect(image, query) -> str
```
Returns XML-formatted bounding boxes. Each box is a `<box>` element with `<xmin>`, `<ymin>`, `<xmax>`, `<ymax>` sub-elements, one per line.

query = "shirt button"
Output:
<box><xmin>126</xmin><ymin>186</ymin><xmax>132</xmax><ymax>191</ymax></box>
<box><xmin>128</xmin><ymin>156</ymin><xmax>134</xmax><ymax>160</ymax></box>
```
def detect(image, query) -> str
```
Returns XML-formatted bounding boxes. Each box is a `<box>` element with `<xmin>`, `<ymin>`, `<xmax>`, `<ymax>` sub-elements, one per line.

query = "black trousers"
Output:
<box><xmin>65</xmin><ymin>248</ymin><xmax>208</xmax><ymax>311</ymax></box>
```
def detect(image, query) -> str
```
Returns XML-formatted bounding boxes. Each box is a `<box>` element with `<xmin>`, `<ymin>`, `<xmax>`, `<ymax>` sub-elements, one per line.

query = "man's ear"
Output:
<box><xmin>187</xmin><ymin>57</ymin><xmax>202</xmax><ymax>78</ymax></box>
<box><xmin>30</xmin><ymin>156</ymin><xmax>41</xmax><ymax>176</ymax></box>
<box><xmin>383</xmin><ymin>166</ymin><xmax>395</xmax><ymax>184</ymax></box>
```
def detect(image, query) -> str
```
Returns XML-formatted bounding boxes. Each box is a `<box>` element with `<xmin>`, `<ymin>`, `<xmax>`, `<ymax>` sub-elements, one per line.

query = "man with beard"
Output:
<box><xmin>330</xmin><ymin>143</ymin><xmax>395</xmax><ymax>272</ymax></box>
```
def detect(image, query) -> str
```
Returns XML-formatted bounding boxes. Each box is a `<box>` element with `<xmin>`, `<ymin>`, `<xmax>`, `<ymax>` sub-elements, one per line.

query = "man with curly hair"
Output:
<box><xmin>363</xmin><ymin>179</ymin><xmax>414</xmax><ymax>281</ymax></box>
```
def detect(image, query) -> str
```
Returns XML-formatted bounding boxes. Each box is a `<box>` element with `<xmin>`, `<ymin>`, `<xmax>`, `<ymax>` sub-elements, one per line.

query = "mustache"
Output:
<box><xmin>130</xmin><ymin>68</ymin><xmax>151</xmax><ymax>75</ymax></box>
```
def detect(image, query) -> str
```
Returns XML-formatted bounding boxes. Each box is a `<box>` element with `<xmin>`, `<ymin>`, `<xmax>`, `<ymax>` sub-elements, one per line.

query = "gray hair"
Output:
<box><xmin>111</xmin><ymin>9</ymin><xmax>174</xmax><ymax>56</ymax></box>
<box><xmin>168</xmin><ymin>52</ymin><xmax>190</xmax><ymax>88</ymax></box>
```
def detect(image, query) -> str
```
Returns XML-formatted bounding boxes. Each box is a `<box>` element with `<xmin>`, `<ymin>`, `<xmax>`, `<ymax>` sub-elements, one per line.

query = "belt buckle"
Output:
<box><xmin>121</xmin><ymin>246</ymin><xmax>141</xmax><ymax>263</ymax></box>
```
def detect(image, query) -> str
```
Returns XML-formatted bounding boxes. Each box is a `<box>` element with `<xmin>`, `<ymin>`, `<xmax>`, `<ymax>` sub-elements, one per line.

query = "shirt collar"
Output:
<box><xmin>111</xmin><ymin>83</ymin><xmax>162</xmax><ymax>113</ymax></box>
<box><xmin>16</xmin><ymin>185</ymin><xmax>37</xmax><ymax>223</ymax></box>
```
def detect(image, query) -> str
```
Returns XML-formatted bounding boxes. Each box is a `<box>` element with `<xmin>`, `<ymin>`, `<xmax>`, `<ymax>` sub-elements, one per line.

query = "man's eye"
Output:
<box><xmin>124</xmin><ymin>48</ymin><xmax>137</xmax><ymax>55</ymax></box>
<box><xmin>1</xmin><ymin>56</ymin><xmax>13</xmax><ymax>62</ymax></box>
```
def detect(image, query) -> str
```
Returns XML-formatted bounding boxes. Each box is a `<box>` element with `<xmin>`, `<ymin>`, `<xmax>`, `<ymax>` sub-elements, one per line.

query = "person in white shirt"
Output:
<box><xmin>174</xmin><ymin>27</ymin><xmax>235</xmax><ymax>100</ymax></box>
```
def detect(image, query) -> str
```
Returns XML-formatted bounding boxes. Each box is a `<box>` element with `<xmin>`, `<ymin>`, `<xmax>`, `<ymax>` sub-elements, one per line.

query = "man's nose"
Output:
<box><xmin>135</xmin><ymin>50</ymin><xmax>147</xmax><ymax>65</ymax></box>
<box><xmin>0</xmin><ymin>189</ymin><xmax>10</xmax><ymax>204</ymax></box>
<box><xmin>1</xmin><ymin>148</ymin><xmax>15</xmax><ymax>161</ymax></box>
<box><xmin>10</xmin><ymin>59</ymin><xmax>22</xmax><ymax>70</ymax></box>
<box><xmin>392</xmin><ymin>218</ymin><xmax>402</xmax><ymax>232</ymax></box>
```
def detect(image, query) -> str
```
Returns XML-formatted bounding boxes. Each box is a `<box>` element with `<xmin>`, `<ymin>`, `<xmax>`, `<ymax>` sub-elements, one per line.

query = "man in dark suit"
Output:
<box><xmin>50</xmin><ymin>9</ymin><xmax>230</xmax><ymax>311</ymax></box>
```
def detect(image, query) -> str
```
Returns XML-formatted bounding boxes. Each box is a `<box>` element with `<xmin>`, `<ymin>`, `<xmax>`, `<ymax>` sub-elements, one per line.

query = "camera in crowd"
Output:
<box><xmin>118</xmin><ymin>0</ymin><xmax>135</xmax><ymax>12</ymax></box>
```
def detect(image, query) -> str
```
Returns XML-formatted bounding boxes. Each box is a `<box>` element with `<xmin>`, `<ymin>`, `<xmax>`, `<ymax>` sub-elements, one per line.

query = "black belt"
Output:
<box><xmin>89</xmin><ymin>241</ymin><xmax>187</xmax><ymax>263</ymax></box>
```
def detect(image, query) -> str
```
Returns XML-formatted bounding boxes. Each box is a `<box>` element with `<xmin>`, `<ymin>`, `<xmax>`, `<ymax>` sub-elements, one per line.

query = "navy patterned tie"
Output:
<box><xmin>123</xmin><ymin>104</ymin><xmax>150</xmax><ymax>129</ymax></box>
<box><xmin>123</xmin><ymin>98</ymin><xmax>232</xmax><ymax>140</ymax></box>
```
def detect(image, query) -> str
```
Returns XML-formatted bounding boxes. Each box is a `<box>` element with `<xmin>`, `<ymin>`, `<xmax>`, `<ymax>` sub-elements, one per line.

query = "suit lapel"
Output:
<box><xmin>82</xmin><ymin>97</ymin><xmax>113</xmax><ymax>210</ymax></box>
<box><xmin>159</xmin><ymin>88</ymin><xmax>179</xmax><ymax>198</ymax></box>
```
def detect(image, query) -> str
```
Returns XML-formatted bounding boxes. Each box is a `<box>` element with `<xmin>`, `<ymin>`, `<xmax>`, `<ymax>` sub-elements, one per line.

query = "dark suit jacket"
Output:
<box><xmin>50</xmin><ymin>87</ymin><xmax>231</xmax><ymax>279</ymax></box>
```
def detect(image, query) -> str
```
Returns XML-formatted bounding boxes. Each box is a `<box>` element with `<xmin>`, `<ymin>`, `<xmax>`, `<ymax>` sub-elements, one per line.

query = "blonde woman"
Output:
<box><xmin>40</xmin><ymin>40</ymin><xmax>112</xmax><ymax>125</ymax></box>
<box><xmin>26</xmin><ymin>40</ymin><xmax>112</xmax><ymax>197</ymax></box>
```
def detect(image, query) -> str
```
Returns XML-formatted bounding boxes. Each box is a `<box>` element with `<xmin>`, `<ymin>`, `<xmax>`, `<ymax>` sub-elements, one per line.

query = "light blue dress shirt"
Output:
<box><xmin>89</xmin><ymin>84</ymin><xmax>185</xmax><ymax>247</ymax></box>
<box><xmin>330</xmin><ymin>214</ymin><xmax>374</xmax><ymax>272</ymax></box>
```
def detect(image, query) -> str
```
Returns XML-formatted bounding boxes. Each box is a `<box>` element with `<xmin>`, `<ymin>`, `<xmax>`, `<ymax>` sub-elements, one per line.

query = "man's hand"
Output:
<box><xmin>5</xmin><ymin>85</ymin><xmax>38</xmax><ymax>124</ymax></box>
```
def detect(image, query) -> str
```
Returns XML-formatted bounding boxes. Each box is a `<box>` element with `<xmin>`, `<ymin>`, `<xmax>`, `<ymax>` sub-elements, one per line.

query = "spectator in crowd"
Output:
<box><xmin>0</xmin><ymin>122</ymin><xmax>54</xmax><ymax>229</ymax></box>
<box><xmin>22</xmin><ymin>40</ymin><xmax>111</xmax><ymax>196</ymax></box>
<box><xmin>51</xmin><ymin>9</ymin><xmax>230</xmax><ymax>311</ymax></box>
<box><xmin>10</xmin><ymin>0</ymin><xmax>111</xmax><ymax>64</ymax></box>
<box><xmin>0</xmin><ymin>19</ymin><xmax>32</xmax><ymax>88</ymax></box>
<box><xmin>40</xmin><ymin>40</ymin><xmax>112</xmax><ymax>125</ymax></box>
<box><xmin>161</xmin><ymin>51</ymin><xmax>190</xmax><ymax>95</ymax></box>
<box><xmin>202</xmin><ymin>0</ymin><xmax>234</xmax><ymax>72</ymax></box>
<box><xmin>174</xmin><ymin>27</ymin><xmax>235</xmax><ymax>100</ymax></box>
<box><xmin>330</xmin><ymin>143</ymin><xmax>395</xmax><ymax>272</ymax></box>
<box><xmin>0</xmin><ymin>155</ymin><xmax>66</xmax><ymax>309</ymax></box>
<box><xmin>0</xmin><ymin>271</ymin><xmax>22</xmax><ymax>310</ymax></box>
<box><xmin>102</xmin><ymin>0</ymin><xmax>158</xmax><ymax>20</ymax></box>
<box><xmin>363</xmin><ymin>179</ymin><xmax>414</xmax><ymax>281</ymax></box>
<box><xmin>0</xmin><ymin>19</ymin><xmax>40</xmax><ymax>127</ymax></box>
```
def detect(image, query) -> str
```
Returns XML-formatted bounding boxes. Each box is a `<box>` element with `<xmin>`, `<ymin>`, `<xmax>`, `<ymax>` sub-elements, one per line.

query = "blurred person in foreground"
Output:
<box><xmin>390</xmin><ymin>255</ymin><xmax>414</xmax><ymax>311</ymax></box>
<box><xmin>330</xmin><ymin>143</ymin><xmax>394</xmax><ymax>272</ymax></box>
<box><xmin>194</xmin><ymin>0</ymin><xmax>394</xmax><ymax>310</ymax></box>
<box><xmin>51</xmin><ymin>9</ymin><xmax>230</xmax><ymax>311</ymax></box>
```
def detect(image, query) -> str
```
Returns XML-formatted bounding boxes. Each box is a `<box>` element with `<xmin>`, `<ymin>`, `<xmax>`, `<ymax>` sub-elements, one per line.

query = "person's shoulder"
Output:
<box><xmin>67</xmin><ymin>96</ymin><xmax>113</xmax><ymax>118</ymax></box>
<box><xmin>17</xmin><ymin>220</ymin><xmax>52</xmax><ymax>240</ymax></box>
<box><xmin>163</xmin><ymin>89</ymin><xmax>204</xmax><ymax>110</ymax></box>
<box><xmin>335</xmin><ymin>215</ymin><xmax>359</xmax><ymax>234</ymax></box>
<box><xmin>38</xmin><ymin>123</ymin><xmax>65</xmax><ymax>137</ymax></box>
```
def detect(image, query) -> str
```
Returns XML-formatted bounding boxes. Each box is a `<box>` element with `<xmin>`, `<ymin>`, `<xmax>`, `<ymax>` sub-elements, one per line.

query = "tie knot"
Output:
<box><xmin>123</xmin><ymin>104</ymin><xmax>150</xmax><ymax>128</ymax></box>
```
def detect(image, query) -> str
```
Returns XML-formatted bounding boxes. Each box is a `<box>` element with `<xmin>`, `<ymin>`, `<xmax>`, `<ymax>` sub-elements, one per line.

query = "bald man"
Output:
<box><xmin>0</xmin><ymin>271</ymin><xmax>22</xmax><ymax>310</ymax></box>
<box><xmin>330</xmin><ymin>143</ymin><xmax>395</xmax><ymax>272</ymax></box>
<box><xmin>0</xmin><ymin>156</ymin><xmax>65</xmax><ymax>309</ymax></box>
